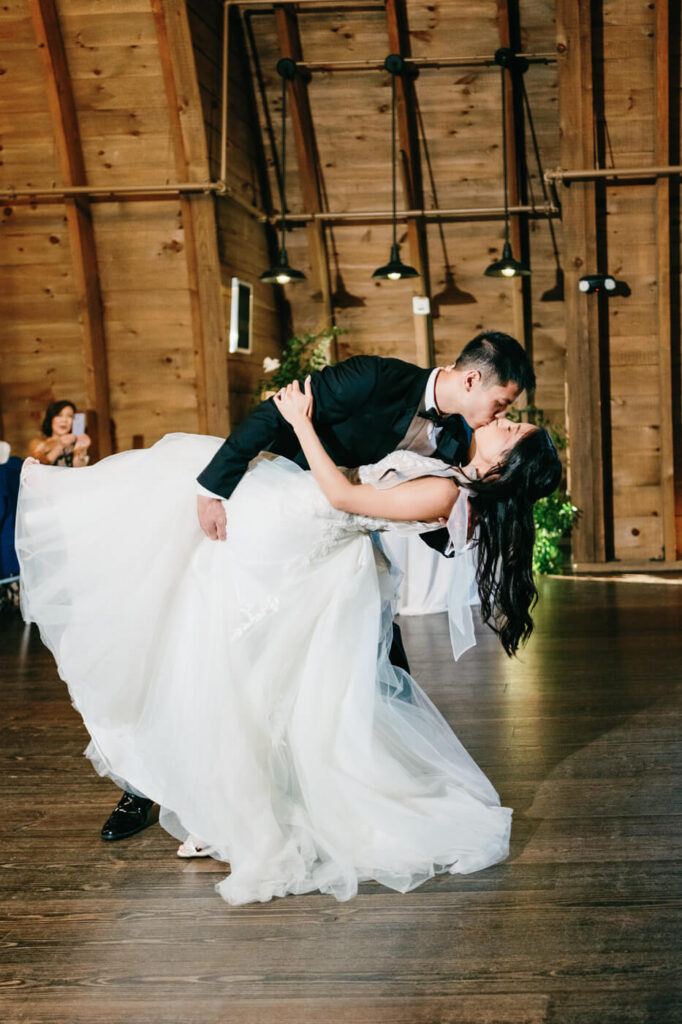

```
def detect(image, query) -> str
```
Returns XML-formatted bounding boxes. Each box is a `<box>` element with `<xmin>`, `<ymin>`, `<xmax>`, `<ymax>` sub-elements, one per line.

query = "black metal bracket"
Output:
<box><xmin>494</xmin><ymin>47</ymin><xmax>529</xmax><ymax>75</ymax></box>
<box><xmin>276</xmin><ymin>57</ymin><xmax>297</xmax><ymax>80</ymax></box>
<box><xmin>383</xmin><ymin>53</ymin><xmax>419</xmax><ymax>80</ymax></box>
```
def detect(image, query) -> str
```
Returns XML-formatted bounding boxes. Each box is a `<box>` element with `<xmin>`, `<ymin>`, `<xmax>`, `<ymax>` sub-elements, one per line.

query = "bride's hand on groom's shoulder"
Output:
<box><xmin>273</xmin><ymin>377</ymin><xmax>313</xmax><ymax>429</ymax></box>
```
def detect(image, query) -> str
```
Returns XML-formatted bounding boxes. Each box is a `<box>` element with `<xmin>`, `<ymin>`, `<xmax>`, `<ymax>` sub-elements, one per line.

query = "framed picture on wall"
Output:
<box><xmin>229</xmin><ymin>277</ymin><xmax>253</xmax><ymax>354</ymax></box>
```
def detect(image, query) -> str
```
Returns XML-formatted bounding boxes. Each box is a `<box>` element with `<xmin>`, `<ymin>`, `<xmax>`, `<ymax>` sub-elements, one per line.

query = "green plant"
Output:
<box><xmin>532</xmin><ymin>490</ymin><xmax>580</xmax><ymax>575</ymax></box>
<box><xmin>257</xmin><ymin>326</ymin><xmax>345</xmax><ymax>396</ymax></box>
<box><xmin>508</xmin><ymin>404</ymin><xmax>580</xmax><ymax>574</ymax></box>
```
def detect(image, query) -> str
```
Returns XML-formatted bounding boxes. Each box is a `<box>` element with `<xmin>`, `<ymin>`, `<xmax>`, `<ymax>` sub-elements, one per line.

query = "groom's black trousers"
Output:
<box><xmin>389</xmin><ymin>622</ymin><xmax>410</xmax><ymax>674</ymax></box>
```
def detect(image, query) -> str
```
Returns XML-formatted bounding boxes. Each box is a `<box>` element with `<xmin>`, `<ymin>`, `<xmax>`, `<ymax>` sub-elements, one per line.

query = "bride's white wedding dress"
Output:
<box><xmin>16</xmin><ymin>433</ymin><xmax>511</xmax><ymax>905</ymax></box>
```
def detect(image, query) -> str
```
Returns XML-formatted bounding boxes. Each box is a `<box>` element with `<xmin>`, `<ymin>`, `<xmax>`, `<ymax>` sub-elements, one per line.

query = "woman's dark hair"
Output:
<box><xmin>41</xmin><ymin>400</ymin><xmax>76</xmax><ymax>437</ymax></box>
<box><xmin>464</xmin><ymin>427</ymin><xmax>562</xmax><ymax>657</ymax></box>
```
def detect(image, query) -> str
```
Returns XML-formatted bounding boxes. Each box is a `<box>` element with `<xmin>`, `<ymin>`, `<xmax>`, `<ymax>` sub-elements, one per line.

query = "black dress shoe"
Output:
<box><xmin>101</xmin><ymin>791</ymin><xmax>155</xmax><ymax>841</ymax></box>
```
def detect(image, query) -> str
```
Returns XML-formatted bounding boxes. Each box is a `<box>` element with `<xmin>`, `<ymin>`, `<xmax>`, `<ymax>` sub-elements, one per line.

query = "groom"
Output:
<box><xmin>101</xmin><ymin>329</ymin><xmax>535</xmax><ymax>840</ymax></box>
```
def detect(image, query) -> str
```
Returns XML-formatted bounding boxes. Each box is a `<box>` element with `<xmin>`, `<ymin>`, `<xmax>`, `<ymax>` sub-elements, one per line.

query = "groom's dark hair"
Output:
<box><xmin>455</xmin><ymin>331</ymin><xmax>535</xmax><ymax>393</ymax></box>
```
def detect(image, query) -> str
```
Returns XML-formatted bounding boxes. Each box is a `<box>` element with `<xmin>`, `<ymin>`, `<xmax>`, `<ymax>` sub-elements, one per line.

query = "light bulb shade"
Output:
<box><xmin>372</xmin><ymin>244</ymin><xmax>420</xmax><ymax>281</ymax></box>
<box><xmin>484</xmin><ymin>240</ymin><xmax>530</xmax><ymax>278</ymax></box>
<box><xmin>260</xmin><ymin>250</ymin><xmax>306</xmax><ymax>285</ymax></box>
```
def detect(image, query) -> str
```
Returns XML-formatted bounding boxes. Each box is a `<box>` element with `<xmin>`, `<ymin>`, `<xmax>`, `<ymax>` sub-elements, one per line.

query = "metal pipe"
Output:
<box><xmin>234</xmin><ymin>1</ymin><xmax>555</xmax><ymax>66</ymax></box>
<box><xmin>243</xmin><ymin>1</ymin><xmax>384</xmax><ymax>9</ymax></box>
<box><xmin>0</xmin><ymin>183</ymin><xmax>557</xmax><ymax>224</ymax></box>
<box><xmin>547</xmin><ymin>165</ymin><xmax>682</xmax><ymax>184</ymax></box>
<box><xmin>0</xmin><ymin>180</ymin><xmax>269</xmax><ymax>220</ymax></box>
<box><xmin>221</xmin><ymin>186</ymin><xmax>265</xmax><ymax>218</ymax></box>
<box><xmin>0</xmin><ymin>182</ymin><xmax>225</xmax><ymax>200</ymax></box>
<box><xmin>269</xmin><ymin>203</ymin><xmax>558</xmax><ymax>223</ymax></box>
<box><xmin>295</xmin><ymin>53</ymin><xmax>556</xmax><ymax>73</ymax></box>
<box><xmin>235</xmin><ymin>0</ymin><xmax>388</xmax><ymax>5</ymax></box>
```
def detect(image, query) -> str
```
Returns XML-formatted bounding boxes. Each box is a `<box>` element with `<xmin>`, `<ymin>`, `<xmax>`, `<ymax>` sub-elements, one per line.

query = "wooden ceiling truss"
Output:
<box><xmin>274</xmin><ymin>5</ymin><xmax>333</xmax><ymax>333</ymax></box>
<box><xmin>556</xmin><ymin>0</ymin><xmax>611</xmax><ymax>564</ymax></box>
<box><xmin>223</xmin><ymin>0</ymin><xmax>562</xmax><ymax>368</ymax></box>
<box><xmin>655</xmin><ymin>0</ymin><xmax>679</xmax><ymax>562</ymax></box>
<box><xmin>496</xmin><ymin>0</ymin><xmax>533</xmax><ymax>373</ymax></box>
<box><xmin>27</xmin><ymin>0</ymin><xmax>112</xmax><ymax>459</ymax></box>
<box><xmin>151</xmin><ymin>0</ymin><xmax>230</xmax><ymax>437</ymax></box>
<box><xmin>385</xmin><ymin>0</ymin><xmax>434</xmax><ymax>367</ymax></box>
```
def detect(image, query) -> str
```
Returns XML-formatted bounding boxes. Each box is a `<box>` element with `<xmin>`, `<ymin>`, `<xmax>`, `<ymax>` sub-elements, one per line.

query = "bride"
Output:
<box><xmin>17</xmin><ymin>378</ymin><xmax>560</xmax><ymax>906</ymax></box>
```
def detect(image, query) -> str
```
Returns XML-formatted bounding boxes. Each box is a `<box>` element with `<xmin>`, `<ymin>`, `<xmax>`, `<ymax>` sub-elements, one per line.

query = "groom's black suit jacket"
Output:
<box><xmin>197</xmin><ymin>355</ymin><xmax>472</xmax><ymax>554</ymax></box>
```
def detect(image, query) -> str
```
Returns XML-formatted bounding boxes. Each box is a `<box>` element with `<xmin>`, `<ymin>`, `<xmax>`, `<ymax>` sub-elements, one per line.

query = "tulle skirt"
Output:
<box><xmin>16</xmin><ymin>433</ymin><xmax>511</xmax><ymax>905</ymax></box>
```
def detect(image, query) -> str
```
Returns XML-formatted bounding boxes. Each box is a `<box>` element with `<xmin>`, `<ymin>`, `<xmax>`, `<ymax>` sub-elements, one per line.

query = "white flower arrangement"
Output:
<box><xmin>262</xmin><ymin>357</ymin><xmax>281</xmax><ymax>373</ymax></box>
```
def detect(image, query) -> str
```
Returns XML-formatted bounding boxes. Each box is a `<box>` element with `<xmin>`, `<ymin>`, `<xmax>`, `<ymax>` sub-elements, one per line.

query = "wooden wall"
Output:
<box><xmin>0</xmin><ymin>5</ymin><xmax>87</xmax><ymax>450</ymax></box>
<box><xmin>0</xmin><ymin>0</ymin><xmax>279</xmax><ymax>458</ymax></box>
<box><xmin>242</xmin><ymin>0</ymin><xmax>680</xmax><ymax>565</ymax></box>
<box><xmin>0</xmin><ymin>0</ymin><xmax>680</xmax><ymax>566</ymax></box>
<box><xmin>187</xmin><ymin>0</ymin><xmax>283</xmax><ymax>425</ymax></box>
<box><xmin>603</xmin><ymin>0</ymin><xmax>662</xmax><ymax>561</ymax></box>
<box><xmin>556</xmin><ymin>0</ymin><xmax>681</xmax><ymax>565</ymax></box>
<box><xmin>245</xmin><ymin>0</ymin><xmax>566</xmax><ymax>422</ymax></box>
<box><xmin>1</xmin><ymin>0</ymin><xmax>199</xmax><ymax>456</ymax></box>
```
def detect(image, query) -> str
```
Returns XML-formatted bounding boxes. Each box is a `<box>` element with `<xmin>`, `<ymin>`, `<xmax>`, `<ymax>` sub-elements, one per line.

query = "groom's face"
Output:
<box><xmin>464</xmin><ymin>374</ymin><xmax>521</xmax><ymax>428</ymax></box>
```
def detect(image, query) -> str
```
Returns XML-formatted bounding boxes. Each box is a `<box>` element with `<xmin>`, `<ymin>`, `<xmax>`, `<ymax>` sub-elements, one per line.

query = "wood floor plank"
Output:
<box><xmin>1</xmin><ymin>577</ymin><xmax>681</xmax><ymax>1024</ymax></box>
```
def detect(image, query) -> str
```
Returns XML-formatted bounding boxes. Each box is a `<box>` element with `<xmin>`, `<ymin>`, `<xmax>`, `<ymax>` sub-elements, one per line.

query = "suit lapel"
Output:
<box><xmin>389</xmin><ymin>368</ymin><xmax>433</xmax><ymax>443</ymax></box>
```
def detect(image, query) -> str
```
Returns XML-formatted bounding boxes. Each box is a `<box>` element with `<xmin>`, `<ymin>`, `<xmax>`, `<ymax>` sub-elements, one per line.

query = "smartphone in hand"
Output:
<box><xmin>72</xmin><ymin>412</ymin><xmax>86</xmax><ymax>435</ymax></box>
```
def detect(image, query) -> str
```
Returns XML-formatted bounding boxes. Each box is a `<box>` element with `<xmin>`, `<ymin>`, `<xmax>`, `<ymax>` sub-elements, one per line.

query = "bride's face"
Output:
<box><xmin>472</xmin><ymin>417</ymin><xmax>536</xmax><ymax>466</ymax></box>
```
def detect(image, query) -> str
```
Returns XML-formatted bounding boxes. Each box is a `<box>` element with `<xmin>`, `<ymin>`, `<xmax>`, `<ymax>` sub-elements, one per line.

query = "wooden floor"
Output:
<box><xmin>1</xmin><ymin>578</ymin><xmax>681</xmax><ymax>1024</ymax></box>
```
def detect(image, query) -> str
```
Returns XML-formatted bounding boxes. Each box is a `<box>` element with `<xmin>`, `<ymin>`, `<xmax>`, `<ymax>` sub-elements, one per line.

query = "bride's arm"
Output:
<box><xmin>274</xmin><ymin>380</ymin><xmax>459</xmax><ymax>522</ymax></box>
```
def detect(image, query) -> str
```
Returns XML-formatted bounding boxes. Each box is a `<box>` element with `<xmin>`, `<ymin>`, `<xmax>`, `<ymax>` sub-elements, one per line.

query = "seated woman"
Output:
<box><xmin>17</xmin><ymin>381</ymin><xmax>560</xmax><ymax>906</ymax></box>
<box><xmin>27</xmin><ymin>400</ymin><xmax>90</xmax><ymax>467</ymax></box>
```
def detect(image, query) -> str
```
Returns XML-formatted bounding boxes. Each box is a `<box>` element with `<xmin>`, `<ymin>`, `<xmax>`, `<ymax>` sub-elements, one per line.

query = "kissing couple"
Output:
<box><xmin>17</xmin><ymin>330</ymin><xmax>561</xmax><ymax>905</ymax></box>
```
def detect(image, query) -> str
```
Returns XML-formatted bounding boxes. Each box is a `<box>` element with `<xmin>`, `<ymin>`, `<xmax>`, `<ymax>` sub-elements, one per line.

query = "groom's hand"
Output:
<box><xmin>197</xmin><ymin>495</ymin><xmax>227</xmax><ymax>541</ymax></box>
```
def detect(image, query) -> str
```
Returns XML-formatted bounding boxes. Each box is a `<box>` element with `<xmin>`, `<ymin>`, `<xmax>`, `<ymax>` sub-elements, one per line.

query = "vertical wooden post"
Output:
<box><xmin>239</xmin><ymin>8</ymin><xmax>292</xmax><ymax>340</ymax></box>
<box><xmin>655</xmin><ymin>0</ymin><xmax>678</xmax><ymax>561</ymax></box>
<box><xmin>385</xmin><ymin>0</ymin><xmax>434</xmax><ymax>368</ymax></box>
<box><xmin>496</xmin><ymin>0</ymin><xmax>533</xmax><ymax>367</ymax></box>
<box><xmin>28</xmin><ymin>0</ymin><xmax>112</xmax><ymax>457</ymax></box>
<box><xmin>274</xmin><ymin>7</ymin><xmax>333</xmax><ymax>335</ymax></box>
<box><xmin>151</xmin><ymin>0</ymin><xmax>231</xmax><ymax>437</ymax></box>
<box><xmin>220</xmin><ymin>0</ymin><xmax>230</xmax><ymax>186</ymax></box>
<box><xmin>556</xmin><ymin>0</ymin><xmax>608</xmax><ymax>563</ymax></box>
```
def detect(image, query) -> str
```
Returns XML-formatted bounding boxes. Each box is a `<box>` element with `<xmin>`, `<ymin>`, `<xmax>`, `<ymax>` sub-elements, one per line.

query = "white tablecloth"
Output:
<box><xmin>381</xmin><ymin>533</ymin><xmax>452</xmax><ymax>616</ymax></box>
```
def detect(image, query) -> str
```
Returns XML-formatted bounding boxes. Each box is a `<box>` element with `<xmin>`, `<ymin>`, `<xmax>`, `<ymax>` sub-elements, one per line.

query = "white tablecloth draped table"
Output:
<box><xmin>381</xmin><ymin>533</ymin><xmax>452</xmax><ymax>616</ymax></box>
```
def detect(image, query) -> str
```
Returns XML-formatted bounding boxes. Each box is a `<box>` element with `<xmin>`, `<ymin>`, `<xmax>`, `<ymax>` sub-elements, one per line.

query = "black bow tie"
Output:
<box><xmin>418</xmin><ymin>407</ymin><xmax>449</xmax><ymax>428</ymax></box>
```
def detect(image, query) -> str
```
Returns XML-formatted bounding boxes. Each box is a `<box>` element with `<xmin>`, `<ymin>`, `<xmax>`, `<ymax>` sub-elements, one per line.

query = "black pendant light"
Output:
<box><xmin>372</xmin><ymin>55</ymin><xmax>419</xmax><ymax>282</ymax></box>
<box><xmin>261</xmin><ymin>58</ymin><xmax>306</xmax><ymax>285</ymax></box>
<box><xmin>485</xmin><ymin>49</ymin><xmax>530</xmax><ymax>279</ymax></box>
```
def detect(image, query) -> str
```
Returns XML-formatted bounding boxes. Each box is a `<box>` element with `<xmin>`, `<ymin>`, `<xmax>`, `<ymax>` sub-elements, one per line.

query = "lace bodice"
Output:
<box><xmin>356</xmin><ymin>449</ymin><xmax>461</xmax><ymax>491</ymax></box>
<box><xmin>340</xmin><ymin>449</ymin><xmax>463</xmax><ymax>536</ymax></box>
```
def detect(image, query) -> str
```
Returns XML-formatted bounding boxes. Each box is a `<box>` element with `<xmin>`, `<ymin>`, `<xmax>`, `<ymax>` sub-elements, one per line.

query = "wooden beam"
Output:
<box><xmin>556</xmin><ymin>0</ymin><xmax>609</xmax><ymax>563</ymax></box>
<box><xmin>274</xmin><ymin>6</ymin><xmax>333</xmax><ymax>336</ymax></box>
<box><xmin>385</xmin><ymin>0</ymin><xmax>434</xmax><ymax>368</ymax></box>
<box><xmin>220</xmin><ymin>0</ymin><xmax>230</xmax><ymax>185</ymax></box>
<box><xmin>151</xmin><ymin>0</ymin><xmax>231</xmax><ymax>437</ymax></box>
<box><xmin>496</xmin><ymin>0</ymin><xmax>532</xmax><ymax>370</ymax></box>
<box><xmin>239</xmin><ymin>8</ymin><xmax>292</xmax><ymax>339</ymax></box>
<box><xmin>27</xmin><ymin>0</ymin><xmax>112</xmax><ymax>459</ymax></box>
<box><xmin>655</xmin><ymin>0</ymin><xmax>678</xmax><ymax>561</ymax></box>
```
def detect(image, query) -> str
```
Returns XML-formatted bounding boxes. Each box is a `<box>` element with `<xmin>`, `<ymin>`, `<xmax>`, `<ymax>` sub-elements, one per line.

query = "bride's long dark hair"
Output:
<box><xmin>463</xmin><ymin>428</ymin><xmax>562</xmax><ymax>657</ymax></box>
